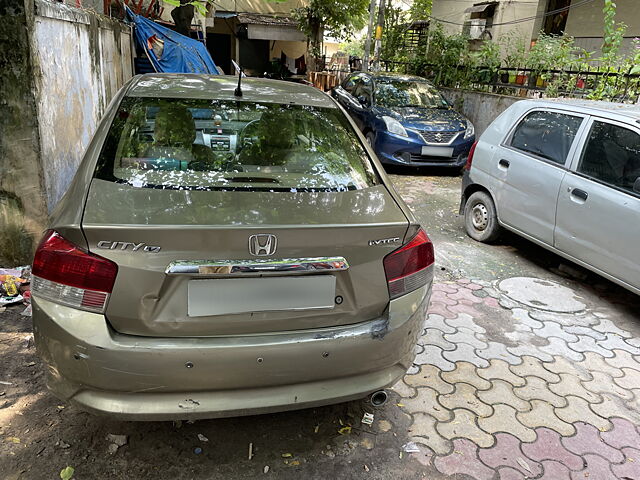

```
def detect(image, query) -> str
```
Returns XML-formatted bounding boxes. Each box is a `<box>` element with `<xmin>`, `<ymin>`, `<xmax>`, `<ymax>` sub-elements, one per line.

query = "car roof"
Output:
<box><xmin>126</xmin><ymin>74</ymin><xmax>336</xmax><ymax>109</ymax></box>
<box><xmin>517</xmin><ymin>98</ymin><xmax>640</xmax><ymax>123</ymax></box>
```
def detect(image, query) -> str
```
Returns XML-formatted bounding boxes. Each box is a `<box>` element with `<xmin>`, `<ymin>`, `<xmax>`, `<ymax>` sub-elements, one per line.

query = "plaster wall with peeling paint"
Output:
<box><xmin>33</xmin><ymin>0</ymin><xmax>133</xmax><ymax>211</ymax></box>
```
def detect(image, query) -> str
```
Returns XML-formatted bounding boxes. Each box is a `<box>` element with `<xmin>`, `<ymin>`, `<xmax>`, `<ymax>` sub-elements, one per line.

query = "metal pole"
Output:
<box><xmin>362</xmin><ymin>0</ymin><xmax>377</xmax><ymax>72</ymax></box>
<box><xmin>372</xmin><ymin>0</ymin><xmax>386</xmax><ymax>71</ymax></box>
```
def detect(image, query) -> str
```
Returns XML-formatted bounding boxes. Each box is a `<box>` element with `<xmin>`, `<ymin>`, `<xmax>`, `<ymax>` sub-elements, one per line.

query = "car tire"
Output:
<box><xmin>365</xmin><ymin>132</ymin><xmax>375</xmax><ymax>148</ymax></box>
<box><xmin>464</xmin><ymin>191</ymin><xmax>502</xmax><ymax>243</ymax></box>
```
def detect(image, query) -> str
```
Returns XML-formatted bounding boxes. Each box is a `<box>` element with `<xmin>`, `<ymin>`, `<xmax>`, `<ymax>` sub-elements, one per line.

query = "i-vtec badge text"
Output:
<box><xmin>368</xmin><ymin>237</ymin><xmax>401</xmax><ymax>246</ymax></box>
<box><xmin>97</xmin><ymin>241</ymin><xmax>161</xmax><ymax>253</ymax></box>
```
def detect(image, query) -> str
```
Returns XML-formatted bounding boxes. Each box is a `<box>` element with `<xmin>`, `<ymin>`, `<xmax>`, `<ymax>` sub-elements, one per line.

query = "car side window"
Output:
<box><xmin>509</xmin><ymin>110</ymin><xmax>583</xmax><ymax>165</ymax></box>
<box><xmin>342</xmin><ymin>75</ymin><xmax>360</xmax><ymax>94</ymax></box>
<box><xmin>577</xmin><ymin>120</ymin><xmax>640</xmax><ymax>195</ymax></box>
<box><xmin>352</xmin><ymin>76</ymin><xmax>373</xmax><ymax>106</ymax></box>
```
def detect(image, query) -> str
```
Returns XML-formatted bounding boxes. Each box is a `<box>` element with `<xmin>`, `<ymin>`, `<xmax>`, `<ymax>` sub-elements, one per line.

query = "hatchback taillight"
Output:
<box><xmin>31</xmin><ymin>230</ymin><xmax>118</xmax><ymax>313</ymax></box>
<box><xmin>464</xmin><ymin>140</ymin><xmax>478</xmax><ymax>171</ymax></box>
<box><xmin>383</xmin><ymin>229</ymin><xmax>434</xmax><ymax>299</ymax></box>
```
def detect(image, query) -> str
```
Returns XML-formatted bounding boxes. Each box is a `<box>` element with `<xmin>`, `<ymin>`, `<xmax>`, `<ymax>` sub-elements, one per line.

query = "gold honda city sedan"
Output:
<box><xmin>31</xmin><ymin>74</ymin><xmax>434</xmax><ymax>420</ymax></box>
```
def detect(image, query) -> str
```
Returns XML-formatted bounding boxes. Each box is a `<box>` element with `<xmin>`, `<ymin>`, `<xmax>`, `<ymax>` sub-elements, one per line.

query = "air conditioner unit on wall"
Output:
<box><xmin>468</xmin><ymin>19</ymin><xmax>487</xmax><ymax>40</ymax></box>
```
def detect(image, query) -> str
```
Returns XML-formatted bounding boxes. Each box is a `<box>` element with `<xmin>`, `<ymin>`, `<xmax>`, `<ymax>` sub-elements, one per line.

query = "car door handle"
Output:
<box><xmin>499</xmin><ymin>159</ymin><xmax>510</xmax><ymax>168</ymax></box>
<box><xmin>570</xmin><ymin>188</ymin><xmax>588</xmax><ymax>201</ymax></box>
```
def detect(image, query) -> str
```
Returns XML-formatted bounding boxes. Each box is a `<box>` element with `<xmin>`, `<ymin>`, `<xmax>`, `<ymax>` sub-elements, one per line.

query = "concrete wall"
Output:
<box><xmin>33</xmin><ymin>0</ymin><xmax>133</xmax><ymax>211</ymax></box>
<box><xmin>441</xmin><ymin>88</ymin><xmax>522</xmax><ymax>137</ymax></box>
<box><xmin>0</xmin><ymin>0</ymin><xmax>133</xmax><ymax>263</ymax></box>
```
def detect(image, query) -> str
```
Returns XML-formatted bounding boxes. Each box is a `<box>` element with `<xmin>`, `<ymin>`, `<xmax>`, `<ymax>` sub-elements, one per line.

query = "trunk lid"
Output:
<box><xmin>82</xmin><ymin>179</ymin><xmax>409</xmax><ymax>337</ymax></box>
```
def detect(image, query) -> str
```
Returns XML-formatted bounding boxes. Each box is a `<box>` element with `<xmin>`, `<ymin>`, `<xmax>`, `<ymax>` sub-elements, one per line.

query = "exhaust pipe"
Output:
<box><xmin>369</xmin><ymin>390</ymin><xmax>389</xmax><ymax>407</ymax></box>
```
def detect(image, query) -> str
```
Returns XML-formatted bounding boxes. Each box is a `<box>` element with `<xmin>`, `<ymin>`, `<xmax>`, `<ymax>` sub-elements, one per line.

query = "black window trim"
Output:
<box><xmin>501</xmin><ymin>107</ymin><xmax>588</xmax><ymax>170</ymax></box>
<box><xmin>571</xmin><ymin>116</ymin><xmax>640</xmax><ymax>200</ymax></box>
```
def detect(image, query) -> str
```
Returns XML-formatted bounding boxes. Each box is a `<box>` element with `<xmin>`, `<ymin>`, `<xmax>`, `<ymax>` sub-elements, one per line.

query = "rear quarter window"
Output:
<box><xmin>509</xmin><ymin>110</ymin><xmax>583</xmax><ymax>165</ymax></box>
<box><xmin>95</xmin><ymin>97</ymin><xmax>379</xmax><ymax>192</ymax></box>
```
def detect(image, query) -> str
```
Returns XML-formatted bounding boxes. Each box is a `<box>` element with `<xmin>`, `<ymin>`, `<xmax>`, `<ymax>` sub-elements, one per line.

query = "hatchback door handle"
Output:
<box><xmin>570</xmin><ymin>188</ymin><xmax>588</xmax><ymax>201</ymax></box>
<box><xmin>499</xmin><ymin>159</ymin><xmax>510</xmax><ymax>168</ymax></box>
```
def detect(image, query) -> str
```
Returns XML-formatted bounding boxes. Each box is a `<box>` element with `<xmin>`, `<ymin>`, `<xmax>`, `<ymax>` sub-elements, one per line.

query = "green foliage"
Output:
<box><xmin>339</xmin><ymin>39</ymin><xmax>365</xmax><ymax>58</ymax></box>
<box><xmin>409</xmin><ymin>0</ymin><xmax>432</xmax><ymax>21</ymax></box>
<box><xmin>59</xmin><ymin>466</ymin><xmax>75</xmax><ymax>480</ymax></box>
<box><xmin>602</xmin><ymin>0</ymin><xmax>626</xmax><ymax>61</ymax></box>
<box><xmin>162</xmin><ymin>0</ymin><xmax>210</xmax><ymax>16</ymax></box>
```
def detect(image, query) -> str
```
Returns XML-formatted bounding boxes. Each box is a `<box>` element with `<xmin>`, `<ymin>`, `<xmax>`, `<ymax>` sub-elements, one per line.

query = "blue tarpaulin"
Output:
<box><xmin>125</xmin><ymin>7</ymin><xmax>220</xmax><ymax>74</ymax></box>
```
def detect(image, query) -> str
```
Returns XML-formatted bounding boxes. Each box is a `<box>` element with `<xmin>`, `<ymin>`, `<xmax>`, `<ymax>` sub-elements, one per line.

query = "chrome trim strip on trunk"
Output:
<box><xmin>166</xmin><ymin>257</ymin><xmax>350</xmax><ymax>275</ymax></box>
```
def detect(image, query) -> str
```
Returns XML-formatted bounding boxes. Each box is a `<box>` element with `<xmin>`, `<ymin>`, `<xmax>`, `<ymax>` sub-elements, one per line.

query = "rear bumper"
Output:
<box><xmin>33</xmin><ymin>284</ymin><xmax>430</xmax><ymax>420</ymax></box>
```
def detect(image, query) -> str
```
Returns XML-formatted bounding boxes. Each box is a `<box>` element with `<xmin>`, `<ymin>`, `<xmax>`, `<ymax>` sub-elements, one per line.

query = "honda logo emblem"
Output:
<box><xmin>248</xmin><ymin>234</ymin><xmax>277</xmax><ymax>256</ymax></box>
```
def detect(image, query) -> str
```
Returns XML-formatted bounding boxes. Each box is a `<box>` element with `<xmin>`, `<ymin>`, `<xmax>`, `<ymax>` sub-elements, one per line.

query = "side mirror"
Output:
<box><xmin>634</xmin><ymin>177</ymin><xmax>640</xmax><ymax>193</ymax></box>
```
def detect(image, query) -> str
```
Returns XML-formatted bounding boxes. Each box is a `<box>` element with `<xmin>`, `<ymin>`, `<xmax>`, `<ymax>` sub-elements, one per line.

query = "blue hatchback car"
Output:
<box><xmin>332</xmin><ymin>72</ymin><xmax>475</xmax><ymax>168</ymax></box>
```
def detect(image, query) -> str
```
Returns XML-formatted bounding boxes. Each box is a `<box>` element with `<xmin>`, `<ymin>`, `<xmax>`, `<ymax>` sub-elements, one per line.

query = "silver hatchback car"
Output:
<box><xmin>461</xmin><ymin>99</ymin><xmax>640</xmax><ymax>295</ymax></box>
<box><xmin>31</xmin><ymin>74</ymin><xmax>434</xmax><ymax>420</ymax></box>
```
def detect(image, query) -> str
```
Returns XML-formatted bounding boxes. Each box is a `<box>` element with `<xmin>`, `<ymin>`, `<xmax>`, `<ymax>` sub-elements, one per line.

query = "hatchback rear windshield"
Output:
<box><xmin>95</xmin><ymin>97</ymin><xmax>379</xmax><ymax>192</ymax></box>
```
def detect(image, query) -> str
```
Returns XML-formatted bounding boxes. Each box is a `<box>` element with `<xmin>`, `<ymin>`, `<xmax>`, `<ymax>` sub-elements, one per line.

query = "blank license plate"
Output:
<box><xmin>421</xmin><ymin>146</ymin><xmax>454</xmax><ymax>157</ymax></box>
<box><xmin>188</xmin><ymin>276</ymin><xmax>336</xmax><ymax>317</ymax></box>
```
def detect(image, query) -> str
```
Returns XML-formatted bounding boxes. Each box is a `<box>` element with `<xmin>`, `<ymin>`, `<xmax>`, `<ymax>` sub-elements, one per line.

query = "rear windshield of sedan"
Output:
<box><xmin>375</xmin><ymin>81</ymin><xmax>449</xmax><ymax>109</ymax></box>
<box><xmin>94</xmin><ymin>97</ymin><xmax>379</xmax><ymax>192</ymax></box>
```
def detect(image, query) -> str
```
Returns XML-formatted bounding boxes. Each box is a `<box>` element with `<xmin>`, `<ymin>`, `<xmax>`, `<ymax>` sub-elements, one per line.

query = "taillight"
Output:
<box><xmin>464</xmin><ymin>140</ymin><xmax>478</xmax><ymax>170</ymax></box>
<box><xmin>31</xmin><ymin>230</ymin><xmax>118</xmax><ymax>313</ymax></box>
<box><xmin>383</xmin><ymin>229</ymin><xmax>434</xmax><ymax>300</ymax></box>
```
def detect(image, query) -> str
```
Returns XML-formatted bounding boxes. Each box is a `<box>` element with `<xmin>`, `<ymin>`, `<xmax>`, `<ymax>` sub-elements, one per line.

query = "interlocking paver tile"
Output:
<box><xmin>444</xmin><ymin>313</ymin><xmax>486</xmax><ymax>334</ymax></box>
<box><xmin>448</xmin><ymin>302</ymin><xmax>485</xmax><ymax>319</ymax></box>
<box><xmin>476</xmin><ymin>341</ymin><xmax>522</xmax><ymax>365</ymax></box>
<box><xmin>465</xmin><ymin>283</ymin><xmax>484</xmax><ymax>291</ymax></box>
<box><xmin>431</xmin><ymin>289</ymin><xmax>458</xmax><ymax>306</ymax></box>
<box><xmin>510</xmin><ymin>356</ymin><xmax>561</xmax><ymax>383</ymax></box>
<box><xmin>444</xmin><ymin>327</ymin><xmax>488</xmax><ymax>350</ymax></box>
<box><xmin>424</xmin><ymin>313</ymin><xmax>456</xmax><ymax>334</ymax></box>
<box><xmin>448</xmin><ymin>287</ymin><xmax>484</xmax><ymax>305</ymax></box>
<box><xmin>477</xmin><ymin>380</ymin><xmax>532</xmax><ymax>413</ymax></box>
<box><xmin>429</xmin><ymin>301</ymin><xmax>457</xmax><ymax>319</ymax></box>
<box><xmin>582</xmin><ymin>351</ymin><xmax>624</xmax><ymax>377</ymax></box>
<box><xmin>391</xmin><ymin>379</ymin><xmax>417</xmax><ymax>398</ymax></box>
<box><xmin>593</xmin><ymin>318</ymin><xmax>632</xmax><ymax>338</ymax></box>
<box><xmin>442</xmin><ymin>343</ymin><xmax>490</xmax><ymax>368</ymax></box>
<box><xmin>414</xmin><ymin>344</ymin><xmax>424</xmax><ymax>355</ymax></box>
<box><xmin>433</xmin><ymin>283</ymin><xmax>459</xmax><ymax>294</ymax></box>
<box><xmin>549</xmin><ymin>373</ymin><xmax>602</xmax><ymax>403</ymax></box>
<box><xmin>612</xmin><ymin>447</ymin><xmax>640</xmax><ymax>479</ymax></box>
<box><xmin>439</xmin><ymin>383</ymin><xmax>494</xmax><ymax>417</ymax></box>
<box><xmin>405</xmin><ymin>364</ymin><xmax>454</xmax><ymax>394</ymax></box>
<box><xmin>436</xmin><ymin>409</ymin><xmax>495</xmax><ymax>447</ymax></box>
<box><xmin>496</xmin><ymin>467</ymin><xmax>526</xmax><ymax>480</ymax></box>
<box><xmin>564</xmin><ymin>325</ymin><xmax>606</xmax><ymax>340</ymax></box>
<box><xmin>408</xmin><ymin>412</ymin><xmax>452</xmax><ymax>455</ymax></box>
<box><xmin>539</xmin><ymin>337</ymin><xmax>585</xmax><ymax>362</ymax></box>
<box><xmin>591</xmin><ymin>393</ymin><xmax>640</xmax><ymax>424</ymax></box>
<box><xmin>598</xmin><ymin>333</ymin><xmax>640</xmax><ymax>355</ymax></box>
<box><xmin>514</xmin><ymin>376</ymin><xmax>567</xmax><ymax>408</ymax></box>
<box><xmin>543</xmin><ymin>356</ymin><xmax>592</xmax><ymax>381</ymax></box>
<box><xmin>521</xmin><ymin>427</ymin><xmax>584</xmax><ymax>470</ymax></box>
<box><xmin>601</xmin><ymin>418</ymin><xmax>640</xmax><ymax>450</ymax></box>
<box><xmin>441</xmin><ymin>362</ymin><xmax>491</xmax><ymax>390</ymax></box>
<box><xmin>568</xmin><ymin>335</ymin><xmax>615</xmax><ymax>357</ymax></box>
<box><xmin>499</xmin><ymin>296</ymin><xmax>520</xmax><ymax>310</ymax></box>
<box><xmin>511</xmin><ymin>308</ymin><xmax>543</xmax><ymax>330</ymax></box>
<box><xmin>582</xmin><ymin>370</ymin><xmax>634</xmax><ymax>401</ymax></box>
<box><xmin>402</xmin><ymin>387</ymin><xmax>452</xmax><ymax>421</ymax></box>
<box><xmin>419</xmin><ymin>328</ymin><xmax>456</xmax><ymax>351</ymax></box>
<box><xmin>434</xmin><ymin>438</ymin><xmax>494</xmax><ymax>480</ymax></box>
<box><xmin>569</xmin><ymin>454</ymin><xmax>615</xmax><ymax>480</ymax></box>
<box><xmin>478</xmin><ymin>359</ymin><xmax>526</xmax><ymax>387</ymax></box>
<box><xmin>478</xmin><ymin>432</ymin><xmax>542</xmax><ymax>477</ymax></box>
<box><xmin>537</xmin><ymin>460</ymin><xmax>572</xmax><ymax>480</ymax></box>
<box><xmin>413</xmin><ymin>345</ymin><xmax>456</xmax><ymax>371</ymax></box>
<box><xmin>517</xmin><ymin>400</ymin><xmax>575</xmax><ymax>436</ymax></box>
<box><xmin>606</xmin><ymin>349</ymin><xmax>640</xmax><ymax>371</ymax></box>
<box><xmin>506</xmin><ymin>344</ymin><xmax>553</xmax><ymax>362</ymax></box>
<box><xmin>562</xmin><ymin>422</ymin><xmax>624</xmax><ymax>462</ymax></box>
<box><xmin>554</xmin><ymin>396</ymin><xmax>612</xmax><ymax>431</ymax></box>
<box><xmin>535</xmin><ymin>321</ymin><xmax>578</xmax><ymax>343</ymax></box>
<box><xmin>477</xmin><ymin>404</ymin><xmax>536</xmax><ymax>441</ymax></box>
<box><xmin>613</xmin><ymin>367</ymin><xmax>640</xmax><ymax>391</ymax></box>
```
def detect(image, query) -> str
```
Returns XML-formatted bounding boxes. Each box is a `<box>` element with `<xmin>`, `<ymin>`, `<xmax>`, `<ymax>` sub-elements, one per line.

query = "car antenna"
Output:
<box><xmin>234</xmin><ymin>64</ymin><xmax>243</xmax><ymax>97</ymax></box>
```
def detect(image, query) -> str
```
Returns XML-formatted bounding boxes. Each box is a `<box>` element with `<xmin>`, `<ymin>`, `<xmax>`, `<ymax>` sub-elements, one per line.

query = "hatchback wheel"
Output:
<box><xmin>464</xmin><ymin>191</ymin><xmax>501</xmax><ymax>243</ymax></box>
<box><xmin>366</xmin><ymin>132</ymin><xmax>375</xmax><ymax>148</ymax></box>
